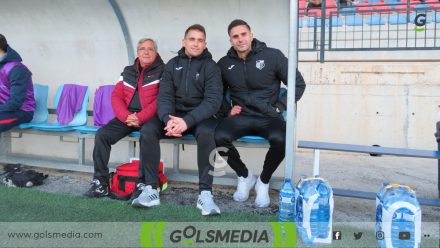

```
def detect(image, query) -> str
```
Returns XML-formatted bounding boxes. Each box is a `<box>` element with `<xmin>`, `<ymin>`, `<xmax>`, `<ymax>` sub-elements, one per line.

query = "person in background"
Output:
<box><xmin>0</xmin><ymin>34</ymin><xmax>35</xmax><ymax>133</ymax></box>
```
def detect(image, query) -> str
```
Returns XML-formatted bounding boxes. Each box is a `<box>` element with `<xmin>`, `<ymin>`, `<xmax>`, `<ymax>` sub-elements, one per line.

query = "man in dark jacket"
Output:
<box><xmin>84</xmin><ymin>38</ymin><xmax>164</xmax><ymax>197</ymax></box>
<box><xmin>132</xmin><ymin>24</ymin><xmax>223</xmax><ymax>216</ymax></box>
<box><xmin>0</xmin><ymin>34</ymin><xmax>35</xmax><ymax>133</ymax></box>
<box><xmin>216</xmin><ymin>19</ymin><xmax>306</xmax><ymax>208</ymax></box>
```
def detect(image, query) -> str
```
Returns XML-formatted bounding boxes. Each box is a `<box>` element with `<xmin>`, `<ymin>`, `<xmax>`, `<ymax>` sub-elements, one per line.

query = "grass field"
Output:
<box><xmin>0</xmin><ymin>186</ymin><xmax>275</xmax><ymax>222</ymax></box>
<box><xmin>1</xmin><ymin>186</ymin><xmax>438</xmax><ymax>247</ymax></box>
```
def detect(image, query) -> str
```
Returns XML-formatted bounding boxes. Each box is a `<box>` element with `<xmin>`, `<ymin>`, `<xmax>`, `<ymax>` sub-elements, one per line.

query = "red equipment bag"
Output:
<box><xmin>109</xmin><ymin>160</ymin><xmax>167</xmax><ymax>200</ymax></box>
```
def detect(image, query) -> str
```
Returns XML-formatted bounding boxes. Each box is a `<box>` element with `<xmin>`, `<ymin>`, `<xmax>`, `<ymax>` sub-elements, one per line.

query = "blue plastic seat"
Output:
<box><xmin>340</xmin><ymin>7</ymin><xmax>356</xmax><ymax>15</ymax></box>
<box><xmin>385</xmin><ymin>0</ymin><xmax>401</xmax><ymax>4</ymax></box>
<box><xmin>130</xmin><ymin>131</ymin><xmax>140</xmax><ymax>137</ymax></box>
<box><xmin>238</xmin><ymin>136</ymin><xmax>268</xmax><ymax>143</ymax></box>
<box><xmin>346</xmin><ymin>15</ymin><xmax>364</xmax><ymax>26</ymax></box>
<box><xmin>17</xmin><ymin>84</ymin><xmax>49</xmax><ymax>129</ymax></box>
<box><xmin>307</xmin><ymin>17</ymin><xmax>342</xmax><ymax>28</ymax></box>
<box><xmin>368</xmin><ymin>15</ymin><xmax>386</xmax><ymax>25</ymax></box>
<box><xmin>329</xmin><ymin>16</ymin><xmax>343</xmax><ymax>27</ymax></box>
<box><xmin>414</xmin><ymin>4</ymin><xmax>432</xmax><ymax>13</ymax></box>
<box><xmin>73</xmin><ymin>125</ymin><xmax>100</xmax><ymax>134</ymax></box>
<box><xmin>433</xmin><ymin>12</ymin><xmax>440</xmax><ymax>23</ymax></box>
<box><xmin>32</xmin><ymin>84</ymin><xmax>89</xmax><ymax>131</ymax></box>
<box><xmin>307</xmin><ymin>17</ymin><xmax>319</xmax><ymax>27</ymax></box>
<box><xmin>368</xmin><ymin>0</ymin><xmax>381</xmax><ymax>4</ymax></box>
<box><xmin>389</xmin><ymin>13</ymin><xmax>408</xmax><ymax>25</ymax></box>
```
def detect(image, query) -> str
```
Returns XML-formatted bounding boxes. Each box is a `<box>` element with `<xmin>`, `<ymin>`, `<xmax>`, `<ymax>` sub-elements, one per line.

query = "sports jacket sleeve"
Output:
<box><xmin>274</xmin><ymin>50</ymin><xmax>306</xmax><ymax>112</ymax></box>
<box><xmin>214</xmin><ymin>59</ymin><xmax>232</xmax><ymax>118</ymax></box>
<box><xmin>0</xmin><ymin>66</ymin><xmax>31</xmax><ymax>111</ymax></box>
<box><xmin>157</xmin><ymin>62</ymin><xmax>176</xmax><ymax>124</ymax></box>
<box><xmin>182</xmin><ymin>61</ymin><xmax>223</xmax><ymax>128</ymax></box>
<box><xmin>111</xmin><ymin>79</ymin><xmax>131</xmax><ymax>123</ymax></box>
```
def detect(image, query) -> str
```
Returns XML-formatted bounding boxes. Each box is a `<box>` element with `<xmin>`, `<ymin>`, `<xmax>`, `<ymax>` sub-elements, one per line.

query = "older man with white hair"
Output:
<box><xmin>84</xmin><ymin>38</ymin><xmax>165</xmax><ymax>198</ymax></box>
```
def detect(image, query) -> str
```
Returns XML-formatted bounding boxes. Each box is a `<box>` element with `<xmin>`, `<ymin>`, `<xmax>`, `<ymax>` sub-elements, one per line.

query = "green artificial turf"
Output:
<box><xmin>1</xmin><ymin>186</ymin><xmax>438</xmax><ymax>247</ymax></box>
<box><xmin>0</xmin><ymin>186</ymin><xmax>276</xmax><ymax>222</ymax></box>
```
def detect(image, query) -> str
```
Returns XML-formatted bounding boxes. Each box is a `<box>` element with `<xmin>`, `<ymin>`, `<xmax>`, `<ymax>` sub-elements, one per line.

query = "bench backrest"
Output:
<box><xmin>30</xmin><ymin>83</ymin><xmax>49</xmax><ymax>124</ymax></box>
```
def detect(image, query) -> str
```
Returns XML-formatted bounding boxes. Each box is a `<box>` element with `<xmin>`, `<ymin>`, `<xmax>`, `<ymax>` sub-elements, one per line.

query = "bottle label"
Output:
<box><xmin>281</xmin><ymin>197</ymin><xmax>292</xmax><ymax>203</ymax></box>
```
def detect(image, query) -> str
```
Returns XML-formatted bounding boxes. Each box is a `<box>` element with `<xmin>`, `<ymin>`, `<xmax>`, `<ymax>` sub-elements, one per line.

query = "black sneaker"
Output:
<box><xmin>127</xmin><ymin>183</ymin><xmax>146</xmax><ymax>204</ymax></box>
<box><xmin>84</xmin><ymin>179</ymin><xmax>109</xmax><ymax>198</ymax></box>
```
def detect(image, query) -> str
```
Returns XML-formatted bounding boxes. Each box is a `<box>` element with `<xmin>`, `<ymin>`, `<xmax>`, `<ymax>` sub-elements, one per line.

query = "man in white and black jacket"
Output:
<box><xmin>132</xmin><ymin>24</ymin><xmax>223</xmax><ymax>216</ymax></box>
<box><xmin>216</xmin><ymin>19</ymin><xmax>306</xmax><ymax>208</ymax></box>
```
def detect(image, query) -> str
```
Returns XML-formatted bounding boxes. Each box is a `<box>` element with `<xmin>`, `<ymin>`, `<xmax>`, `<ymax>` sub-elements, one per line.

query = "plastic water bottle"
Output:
<box><xmin>278</xmin><ymin>178</ymin><xmax>295</xmax><ymax>222</ymax></box>
<box><xmin>376</xmin><ymin>183</ymin><xmax>421</xmax><ymax>248</ymax></box>
<box><xmin>295</xmin><ymin>175</ymin><xmax>334</xmax><ymax>245</ymax></box>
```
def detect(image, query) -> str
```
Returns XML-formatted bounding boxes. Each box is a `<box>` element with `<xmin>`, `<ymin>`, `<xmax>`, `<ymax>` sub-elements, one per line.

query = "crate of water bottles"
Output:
<box><xmin>294</xmin><ymin>175</ymin><xmax>334</xmax><ymax>245</ymax></box>
<box><xmin>376</xmin><ymin>183</ymin><xmax>421</xmax><ymax>248</ymax></box>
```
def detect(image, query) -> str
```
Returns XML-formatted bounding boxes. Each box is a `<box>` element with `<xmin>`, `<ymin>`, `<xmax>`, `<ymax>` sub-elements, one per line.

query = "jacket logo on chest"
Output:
<box><xmin>256</xmin><ymin>60</ymin><xmax>265</xmax><ymax>70</ymax></box>
<box><xmin>228</xmin><ymin>65</ymin><xmax>235</xmax><ymax>70</ymax></box>
<box><xmin>175</xmin><ymin>67</ymin><xmax>183</xmax><ymax>70</ymax></box>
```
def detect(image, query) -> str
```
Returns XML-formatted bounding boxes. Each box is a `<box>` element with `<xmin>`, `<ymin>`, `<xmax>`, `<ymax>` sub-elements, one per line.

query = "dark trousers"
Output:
<box><xmin>93</xmin><ymin>118</ymin><xmax>139</xmax><ymax>183</ymax></box>
<box><xmin>0</xmin><ymin>110</ymin><xmax>33</xmax><ymax>133</ymax></box>
<box><xmin>215</xmin><ymin>115</ymin><xmax>286</xmax><ymax>184</ymax></box>
<box><xmin>140</xmin><ymin>117</ymin><xmax>219</xmax><ymax>192</ymax></box>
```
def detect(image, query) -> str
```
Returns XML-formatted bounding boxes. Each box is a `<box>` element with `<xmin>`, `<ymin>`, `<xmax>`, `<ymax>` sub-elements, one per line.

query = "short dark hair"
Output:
<box><xmin>184</xmin><ymin>24</ymin><xmax>206</xmax><ymax>38</ymax></box>
<box><xmin>0</xmin><ymin>34</ymin><xmax>7</xmax><ymax>52</ymax></box>
<box><xmin>227</xmin><ymin>19</ymin><xmax>251</xmax><ymax>35</ymax></box>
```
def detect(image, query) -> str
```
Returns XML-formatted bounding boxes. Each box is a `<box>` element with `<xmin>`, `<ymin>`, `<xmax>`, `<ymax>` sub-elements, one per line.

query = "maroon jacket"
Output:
<box><xmin>111</xmin><ymin>55</ymin><xmax>164</xmax><ymax>125</ymax></box>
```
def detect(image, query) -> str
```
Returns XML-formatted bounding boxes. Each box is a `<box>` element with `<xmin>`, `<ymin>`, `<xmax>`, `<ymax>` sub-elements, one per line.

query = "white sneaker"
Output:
<box><xmin>131</xmin><ymin>185</ymin><xmax>160</xmax><ymax>208</ymax></box>
<box><xmin>196</xmin><ymin>191</ymin><xmax>221</xmax><ymax>216</ymax></box>
<box><xmin>255</xmin><ymin>177</ymin><xmax>270</xmax><ymax>208</ymax></box>
<box><xmin>233</xmin><ymin>171</ymin><xmax>257</xmax><ymax>202</ymax></box>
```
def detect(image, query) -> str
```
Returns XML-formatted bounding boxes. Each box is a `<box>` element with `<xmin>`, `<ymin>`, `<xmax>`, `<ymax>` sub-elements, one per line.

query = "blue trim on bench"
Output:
<box><xmin>298</xmin><ymin>140</ymin><xmax>440</xmax><ymax>159</ymax></box>
<box><xmin>73</xmin><ymin>126</ymin><xmax>100</xmax><ymax>134</ymax></box>
<box><xmin>129</xmin><ymin>131</ymin><xmax>140</xmax><ymax>137</ymax></box>
<box><xmin>239</xmin><ymin>136</ymin><xmax>268</xmax><ymax>143</ymax></box>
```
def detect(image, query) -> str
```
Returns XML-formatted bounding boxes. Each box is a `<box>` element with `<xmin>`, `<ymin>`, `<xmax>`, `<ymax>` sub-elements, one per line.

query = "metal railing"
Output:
<box><xmin>298</xmin><ymin>3</ymin><xmax>440</xmax><ymax>61</ymax></box>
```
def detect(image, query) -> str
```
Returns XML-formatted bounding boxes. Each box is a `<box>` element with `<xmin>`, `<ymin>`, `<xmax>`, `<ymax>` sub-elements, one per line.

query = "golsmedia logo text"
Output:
<box><xmin>170</xmin><ymin>225</ymin><xmax>269</xmax><ymax>244</ymax></box>
<box><xmin>140</xmin><ymin>222</ymin><xmax>296</xmax><ymax>248</ymax></box>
